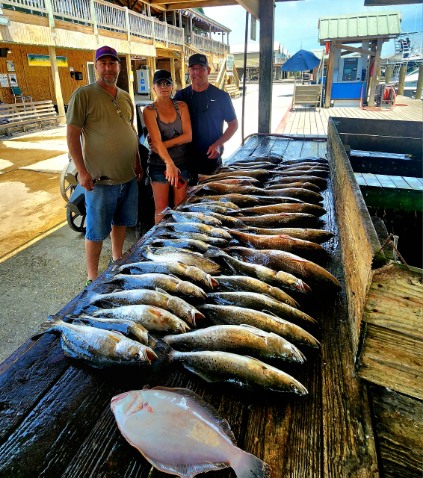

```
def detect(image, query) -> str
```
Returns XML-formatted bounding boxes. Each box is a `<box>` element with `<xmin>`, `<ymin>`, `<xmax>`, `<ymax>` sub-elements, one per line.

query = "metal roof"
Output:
<box><xmin>318</xmin><ymin>11</ymin><xmax>401</xmax><ymax>43</ymax></box>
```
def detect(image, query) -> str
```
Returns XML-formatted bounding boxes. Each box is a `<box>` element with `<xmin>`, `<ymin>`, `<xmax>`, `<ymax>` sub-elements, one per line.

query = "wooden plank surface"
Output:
<box><xmin>358</xmin><ymin>263</ymin><xmax>423</xmax><ymax>400</ymax></box>
<box><xmin>370</xmin><ymin>385</ymin><xmax>423</xmax><ymax>478</ymax></box>
<box><xmin>281</xmin><ymin>95</ymin><xmax>423</xmax><ymax>136</ymax></box>
<box><xmin>390</xmin><ymin>175</ymin><xmax>413</xmax><ymax>189</ymax></box>
<box><xmin>404</xmin><ymin>176</ymin><xmax>423</xmax><ymax>190</ymax></box>
<box><xmin>377</xmin><ymin>175</ymin><xmax>396</xmax><ymax>188</ymax></box>
<box><xmin>362</xmin><ymin>173</ymin><xmax>383</xmax><ymax>187</ymax></box>
<box><xmin>359</xmin><ymin>324</ymin><xmax>423</xmax><ymax>399</ymax></box>
<box><xmin>0</xmin><ymin>135</ymin><xmax>379</xmax><ymax>478</ymax></box>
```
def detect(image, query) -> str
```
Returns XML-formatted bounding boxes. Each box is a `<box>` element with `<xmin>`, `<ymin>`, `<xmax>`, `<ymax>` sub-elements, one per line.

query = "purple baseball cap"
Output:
<box><xmin>95</xmin><ymin>45</ymin><xmax>120</xmax><ymax>62</ymax></box>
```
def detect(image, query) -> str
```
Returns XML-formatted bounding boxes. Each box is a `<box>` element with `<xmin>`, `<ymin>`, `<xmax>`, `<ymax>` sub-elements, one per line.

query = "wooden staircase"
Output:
<box><xmin>224</xmin><ymin>83</ymin><xmax>241</xmax><ymax>98</ymax></box>
<box><xmin>209</xmin><ymin>67</ymin><xmax>240</xmax><ymax>98</ymax></box>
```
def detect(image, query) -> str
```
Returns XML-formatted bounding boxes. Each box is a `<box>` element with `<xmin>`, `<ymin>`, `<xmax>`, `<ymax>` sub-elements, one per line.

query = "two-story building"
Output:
<box><xmin>0</xmin><ymin>0</ymin><xmax>237</xmax><ymax>119</ymax></box>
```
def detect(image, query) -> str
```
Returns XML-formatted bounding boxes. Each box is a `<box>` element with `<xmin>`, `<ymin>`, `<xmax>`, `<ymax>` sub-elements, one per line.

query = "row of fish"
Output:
<box><xmin>36</xmin><ymin>155</ymin><xmax>339</xmax><ymax>398</ymax></box>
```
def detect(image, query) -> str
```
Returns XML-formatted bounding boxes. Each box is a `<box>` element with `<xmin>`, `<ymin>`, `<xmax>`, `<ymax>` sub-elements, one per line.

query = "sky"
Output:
<box><xmin>204</xmin><ymin>1</ymin><xmax>423</xmax><ymax>58</ymax></box>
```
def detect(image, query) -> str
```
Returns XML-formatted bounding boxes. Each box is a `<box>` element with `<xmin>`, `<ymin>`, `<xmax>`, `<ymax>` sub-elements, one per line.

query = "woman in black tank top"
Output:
<box><xmin>143</xmin><ymin>70</ymin><xmax>192</xmax><ymax>224</ymax></box>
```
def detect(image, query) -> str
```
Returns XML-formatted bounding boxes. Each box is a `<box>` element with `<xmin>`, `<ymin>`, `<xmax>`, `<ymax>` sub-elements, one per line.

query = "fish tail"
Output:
<box><xmin>231</xmin><ymin>449</ymin><xmax>271</xmax><ymax>478</ymax></box>
<box><xmin>32</xmin><ymin>314</ymin><xmax>63</xmax><ymax>338</ymax></box>
<box><xmin>204</xmin><ymin>246</ymin><xmax>225</xmax><ymax>259</ymax></box>
<box><xmin>158</xmin><ymin>206</ymin><xmax>172</xmax><ymax>216</ymax></box>
<box><xmin>150</xmin><ymin>339</ymin><xmax>174</xmax><ymax>372</ymax></box>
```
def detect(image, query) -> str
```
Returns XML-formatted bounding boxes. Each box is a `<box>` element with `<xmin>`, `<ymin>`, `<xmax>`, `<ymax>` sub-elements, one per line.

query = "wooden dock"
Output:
<box><xmin>0</xmin><ymin>136</ymin><xmax>381</xmax><ymax>478</ymax></box>
<box><xmin>278</xmin><ymin>94</ymin><xmax>423</xmax><ymax>136</ymax></box>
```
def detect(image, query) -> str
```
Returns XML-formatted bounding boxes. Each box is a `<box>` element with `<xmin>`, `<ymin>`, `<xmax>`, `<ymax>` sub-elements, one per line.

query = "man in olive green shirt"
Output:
<box><xmin>67</xmin><ymin>45</ymin><xmax>141</xmax><ymax>285</ymax></box>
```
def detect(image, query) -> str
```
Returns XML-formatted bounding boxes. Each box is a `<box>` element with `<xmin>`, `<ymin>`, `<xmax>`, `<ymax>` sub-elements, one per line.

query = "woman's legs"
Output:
<box><xmin>151</xmin><ymin>181</ymin><xmax>170</xmax><ymax>224</ymax></box>
<box><xmin>173</xmin><ymin>182</ymin><xmax>188</xmax><ymax>207</ymax></box>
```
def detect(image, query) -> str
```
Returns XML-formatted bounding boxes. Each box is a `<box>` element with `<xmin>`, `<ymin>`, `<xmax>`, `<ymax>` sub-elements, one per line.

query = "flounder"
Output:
<box><xmin>111</xmin><ymin>387</ymin><xmax>271</xmax><ymax>478</ymax></box>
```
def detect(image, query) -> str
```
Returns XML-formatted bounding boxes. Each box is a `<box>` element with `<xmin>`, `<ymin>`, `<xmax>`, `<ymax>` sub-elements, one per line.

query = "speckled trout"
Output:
<box><xmin>163</xmin><ymin>324</ymin><xmax>305</xmax><ymax>363</ymax></box>
<box><xmin>91</xmin><ymin>305</ymin><xmax>190</xmax><ymax>334</ymax></box>
<box><xmin>241</xmin><ymin>226</ymin><xmax>334</xmax><ymax>244</ymax></box>
<box><xmin>213</xmin><ymin>275</ymin><xmax>299</xmax><ymax>308</ymax></box>
<box><xmin>198</xmin><ymin>304</ymin><xmax>319</xmax><ymax>349</ymax></box>
<box><xmin>171</xmin><ymin>350</ymin><xmax>308</xmax><ymax>395</ymax></box>
<box><xmin>207</xmin><ymin>292</ymin><xmax>316</xmax><ymax>328</ymax></box>
<box><xmin>207</xmin><ymin>249</ymin><xmax>311</xmax><ymax>294</ymax></box>
<box><xmin>114</xmin><ymin>260</ymin><xmax>218</xmax><ymax>289</ymax></box>
<box><xmin>141</xmin><ymin>246</ymin><xmax>221</xmax><ymax>274</ymax></box>
<box><xmin>87</xmin><ymin>289</ymin><xmax>204</xmax><ymax>327</ymax></box>
<box><xmin>35</xmin><ymin>316</ymin><xmax>156</xmax><ymax>368</ymax></box>
<box><xmin>105</xmin><ymin>273</ymin><xmax>207</xmax><ymax>300</ymax></box>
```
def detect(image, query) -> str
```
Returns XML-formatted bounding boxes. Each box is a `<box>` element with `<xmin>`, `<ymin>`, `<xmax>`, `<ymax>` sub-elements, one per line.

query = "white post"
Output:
<box><xmin>44</xmin><ymin>0</ymin><xmax>65</xmax><ymax>123</ymax></box>
<box><xmin>48</xmin><ymin>46</ymin><xmax>66</xmax><ymax>124</ymax></box>
<box><xmin>125</xmin><ymin>7</ymin><xmax>130</xmax><ymax>42</ymax></box>
<box><xmin>90</xmin><ymin>0</ymin><xmax>99</xmax><ymax>39</ymax></box>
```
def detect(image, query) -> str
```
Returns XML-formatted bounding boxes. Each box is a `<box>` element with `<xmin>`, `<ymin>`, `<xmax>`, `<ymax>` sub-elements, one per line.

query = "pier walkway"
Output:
<box><xmin>278</xmin><ymin>93</ymin><xmax>422</xmax><ymax>136</ymax></box>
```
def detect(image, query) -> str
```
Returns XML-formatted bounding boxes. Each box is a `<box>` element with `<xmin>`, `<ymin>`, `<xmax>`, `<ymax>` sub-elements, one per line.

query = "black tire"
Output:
<box><xmin>66</xmin><ymin>208</ymin><xmax>86</xmax><ymax>233</ymax></box>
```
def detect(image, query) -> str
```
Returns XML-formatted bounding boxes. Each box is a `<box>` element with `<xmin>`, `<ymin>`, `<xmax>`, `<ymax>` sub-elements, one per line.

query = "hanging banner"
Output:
<box><xmin>27</xmin><ymin>54</ymin><xmax>68</xmax><ymax>67</ymax></box>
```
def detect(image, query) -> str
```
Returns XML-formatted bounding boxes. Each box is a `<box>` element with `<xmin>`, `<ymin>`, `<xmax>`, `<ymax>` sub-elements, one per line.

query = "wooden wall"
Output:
<box><xmin>327</xmin><ymin>118</ymin><xmax>386</xmax><ymax>354</ymax></box>
<box><xmin>0</xmin><ymin>44</ymin><xmax>94</xmax><ymax>106</ymax></box>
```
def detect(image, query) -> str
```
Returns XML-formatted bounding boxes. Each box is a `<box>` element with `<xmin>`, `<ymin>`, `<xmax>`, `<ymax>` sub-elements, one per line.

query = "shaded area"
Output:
<box><xmin>0</xmin><ymin>170</ymin><xmax>66</xmax><ymax>258</ymax></box>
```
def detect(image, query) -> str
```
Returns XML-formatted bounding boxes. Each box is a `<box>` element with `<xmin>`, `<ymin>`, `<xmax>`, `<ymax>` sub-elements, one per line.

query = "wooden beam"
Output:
<box><xmin>258</xmin><ymin>0</ymin><xmax>274</xmax><ymax>133</ymax></box>
<box><xmin>146</xmin><ymin>0</ymin><xmax>238</xmax><ymax>10</ymax></box>
<box><xmin>181</xmin><ymin>50</ymin><xmax>186</xmax><ymax>88</ymax></box>
<box><xmin>125</xmin><ymin>53</ymin><xmax>135</xmax><ymax>108</ymax></box>
<box><xmin>324</xmin><ymin>47</ymin><xmax>335</xmax><ymax>108</ymax></box>
<box><xmin>48</xmin><ymin>46</ymin><xmax>66</xmax><ymax>124</ymax></box>
<box><xmin>367</xmin><ymin>38</ymin><xmax>383</xmax><ymax>107</ymax></box>
<box><xmin>144</xmin><ymin>1</ymin><xmax>259</xmax><ymax>18</ymax></box>
<box><xmin>336</xmin><ymin>43</ymin><xmax>375</xmax><ymax>57</ymax></box>
<box><xmin>416</xmin><ymin>64</ymin><xmax>423</xmax><ymax>100</ymax></box>
<box><xmin>236</xmin><ymin>0</ymin><xmax>260</xmax><ymax>18</ymax></box>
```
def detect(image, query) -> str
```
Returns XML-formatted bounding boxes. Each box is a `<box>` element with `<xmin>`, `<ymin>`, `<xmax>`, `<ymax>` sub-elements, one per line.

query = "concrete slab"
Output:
<box><xmin>20</xmin><ymin>152</ymin><xmax>69</xmax><ymax>173</ymax></box>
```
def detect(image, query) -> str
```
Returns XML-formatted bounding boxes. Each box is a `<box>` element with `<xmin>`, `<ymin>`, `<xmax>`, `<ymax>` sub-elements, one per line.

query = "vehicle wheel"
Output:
<box><xmin>66</xmin><ymin>208</ymin><xmax>86</xmax><ymax>233</ymax></box>
<box><xmin>60</xmin><ymin>159</ymin><xmax>78</xmax><ymax>202</ymax></box>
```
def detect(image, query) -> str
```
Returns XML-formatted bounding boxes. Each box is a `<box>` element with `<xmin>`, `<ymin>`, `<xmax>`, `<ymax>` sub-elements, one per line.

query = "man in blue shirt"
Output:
<box><xmin>174</xmin><ymin>54</ymin><xmax>238</xmax><ymax>182</ymax></box>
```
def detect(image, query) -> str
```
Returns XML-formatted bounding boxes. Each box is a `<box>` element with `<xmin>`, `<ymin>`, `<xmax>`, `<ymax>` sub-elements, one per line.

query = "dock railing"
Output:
<box><xmin>1</xmin><ymin>0</ymin><xmax>229</xmax><ymax>53</ymax></box>
<box><xmin>189</xmin><ymin>31</ymin><xmax>229</xmax><ymax>55</ymax></box>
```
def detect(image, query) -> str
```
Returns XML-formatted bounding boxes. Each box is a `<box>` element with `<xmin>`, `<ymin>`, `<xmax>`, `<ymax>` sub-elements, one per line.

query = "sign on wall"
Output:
<box><xmin>27</xmin><ymin>54</ymin><xmax>68</xmax><ymax>67</ymax></box>
<box><xmin>8</xmin><ymin>73</ymin><xmax>18</xmax><ymax>86</ymax></box>
<box><xmin>0</xmin><ymin>74</ymin><xmax>8</xmax><ymax>87</ymax></box>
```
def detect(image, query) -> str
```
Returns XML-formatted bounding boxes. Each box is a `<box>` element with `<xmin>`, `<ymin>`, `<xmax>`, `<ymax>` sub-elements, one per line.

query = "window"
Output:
<box><xmin>87</xmin><ymin>62</ymin><xmax>95</xmax><ymax>84</ymax></box>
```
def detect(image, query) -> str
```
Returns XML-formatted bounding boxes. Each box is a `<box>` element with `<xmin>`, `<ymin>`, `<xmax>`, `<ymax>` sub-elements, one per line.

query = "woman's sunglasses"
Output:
<box><xmin>155</xmin><ymin>80</ymin><xmax>173</xmax><ymax>87</ymax></box>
